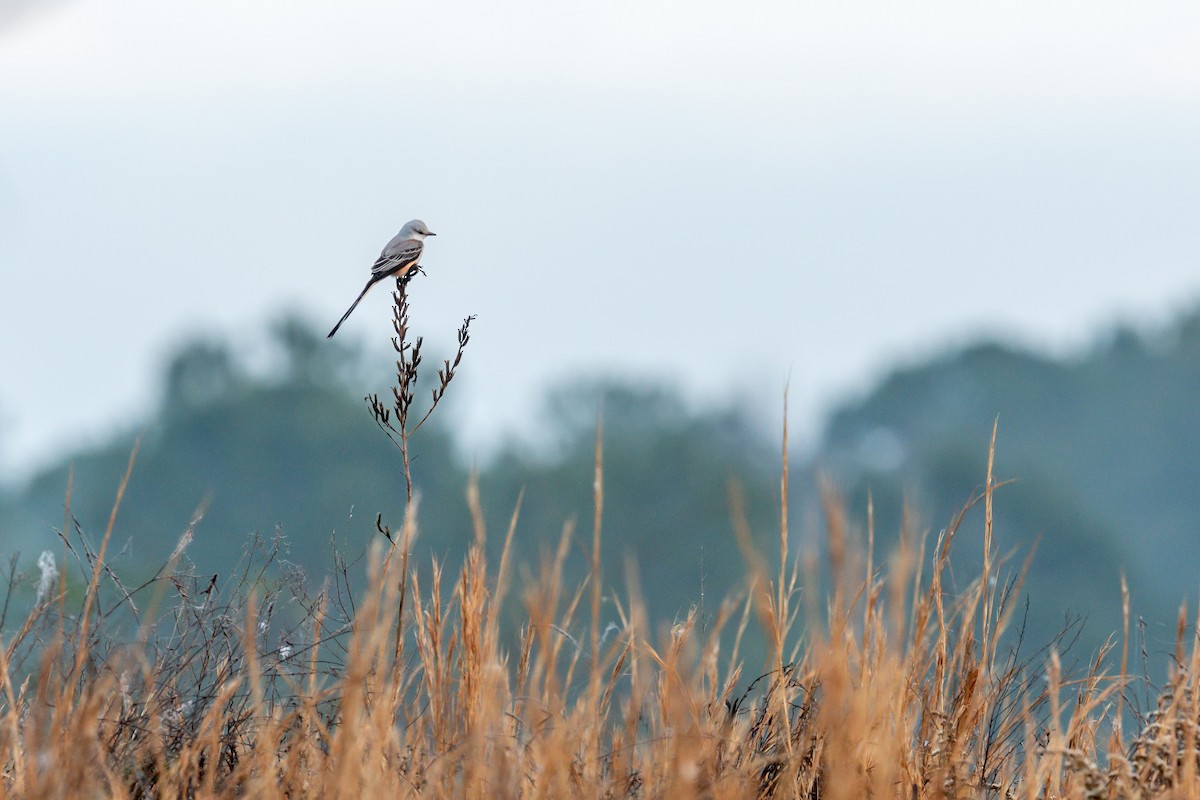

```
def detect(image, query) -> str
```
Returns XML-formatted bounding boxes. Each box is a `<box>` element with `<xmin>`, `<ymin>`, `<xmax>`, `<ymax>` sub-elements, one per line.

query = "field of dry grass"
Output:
<box><xmin>4</xmin><ymin>428</ymin><xmax>1200</xmax><ymax>800</ymax></box>
<box><xmin>4</xmin><ymin>283</ymin><xmax>1198</xmax><ymax>799</ymax></box>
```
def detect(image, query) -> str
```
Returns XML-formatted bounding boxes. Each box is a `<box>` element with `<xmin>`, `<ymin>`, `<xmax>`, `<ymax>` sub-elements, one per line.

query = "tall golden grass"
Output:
<box><xmin>1</xmin><ymin>430</ymin><xmax>1197</xmax><ymax>799</ymax></box>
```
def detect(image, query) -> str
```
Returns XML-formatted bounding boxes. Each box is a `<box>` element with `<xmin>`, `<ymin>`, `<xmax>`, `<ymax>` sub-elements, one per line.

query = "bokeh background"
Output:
<box><xmin>2</xmin><ymin>1</ymin><xmax>1199</xmax><ymax>663</ymax></box>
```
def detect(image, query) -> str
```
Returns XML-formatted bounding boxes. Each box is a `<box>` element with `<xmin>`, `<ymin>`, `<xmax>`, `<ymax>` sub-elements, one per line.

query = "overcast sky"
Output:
<box><xmin>2</xmin><ymin>1</ymin><xmax>1198</xmax><ymax>480</ymax></box>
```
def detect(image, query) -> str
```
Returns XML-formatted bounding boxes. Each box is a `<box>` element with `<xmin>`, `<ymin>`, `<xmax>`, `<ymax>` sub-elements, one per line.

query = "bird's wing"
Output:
<box><xmin>369</xmin><ymin>236</ymin><xmax>424</xmax><ymax>279</ymax></box>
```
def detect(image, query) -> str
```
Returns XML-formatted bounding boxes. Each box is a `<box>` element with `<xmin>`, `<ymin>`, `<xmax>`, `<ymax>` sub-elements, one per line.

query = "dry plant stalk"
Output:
<box><xmin>366</xmin><ymin>272</ymin><xmax>475</xmax><ymax>513</ymax></box>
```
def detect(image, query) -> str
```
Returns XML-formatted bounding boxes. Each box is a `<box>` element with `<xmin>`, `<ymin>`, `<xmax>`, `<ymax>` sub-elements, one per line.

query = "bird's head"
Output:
<box><xmin>400</xmin><ymin>219</ymin><xmax>436</xmax><ymax>240</ymax></box>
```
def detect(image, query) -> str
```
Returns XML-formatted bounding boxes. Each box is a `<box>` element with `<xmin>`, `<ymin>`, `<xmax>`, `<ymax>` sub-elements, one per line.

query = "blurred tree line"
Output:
<box><xmin>820</xmin><ymin>310</ymin><xmax>1200</xmax><ymax>663</ymax></box>
<box><xmin>1</xmin><ymin>315</ymin><xmax>781</xmax><ymax>642</ymax></box>
<box><xmin>7</xmin><ymin>305</ymin><xmax>1200</xmax><ymax>666</ymax></box>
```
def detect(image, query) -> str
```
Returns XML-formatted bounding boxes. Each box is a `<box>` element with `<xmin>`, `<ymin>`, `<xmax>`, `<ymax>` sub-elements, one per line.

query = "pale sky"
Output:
<box><xmin>2</xmin><ymin>1</ymin><xmax>1199</xmax><ymax>480</ymax></box>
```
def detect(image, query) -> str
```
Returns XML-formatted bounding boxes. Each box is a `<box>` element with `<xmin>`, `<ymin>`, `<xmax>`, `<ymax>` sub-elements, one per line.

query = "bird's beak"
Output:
<box><xmin>427</xmin><ymin>231</ymin><xmax>437</xmax><ymax>236</ymax></box>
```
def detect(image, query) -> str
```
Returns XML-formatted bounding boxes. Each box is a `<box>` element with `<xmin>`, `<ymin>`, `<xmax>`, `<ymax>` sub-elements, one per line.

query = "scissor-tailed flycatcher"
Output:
<box><xmin>327</xmin><ymin>219</ymin><xmax>436</xmax><ymax>338</ymax></box>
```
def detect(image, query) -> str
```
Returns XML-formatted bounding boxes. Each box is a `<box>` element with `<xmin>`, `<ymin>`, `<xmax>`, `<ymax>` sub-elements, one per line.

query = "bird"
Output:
<box><xmin>327</xmin><ymin>219</ymin><xmax>436</xmax><ymax>338</ymax></box>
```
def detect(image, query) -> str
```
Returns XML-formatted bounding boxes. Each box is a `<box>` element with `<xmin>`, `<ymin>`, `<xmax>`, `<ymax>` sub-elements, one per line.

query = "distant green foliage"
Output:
<box><xmin>480</xmin><ymin>380</ymin><xmax>780</xmax><ymax>623</ymax></box>
<box><xmin>11</xmin><ymin>305</ymin><xmax>1200</xmax><ymax>666</ymax></box>
<box><xmin>12</xmin><ymin>316</ymin><xmax>471</xmax><ymax>582</ymax></box>
<box><xmin>6</xmin><ymin>316</ymin><xmax>779</xmax><ymax>635</ymax></box>
<box><xmin>820</xmin><ymin>305</ymin><xmax>1200</xmax><ymax>660</ymax></box>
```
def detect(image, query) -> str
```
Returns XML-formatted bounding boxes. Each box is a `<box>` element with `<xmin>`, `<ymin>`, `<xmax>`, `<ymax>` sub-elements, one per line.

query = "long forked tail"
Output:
<box><xmin>327</xmin><ymin>278</ymin><xmax>378</xmax><ymax>338</ymax></box>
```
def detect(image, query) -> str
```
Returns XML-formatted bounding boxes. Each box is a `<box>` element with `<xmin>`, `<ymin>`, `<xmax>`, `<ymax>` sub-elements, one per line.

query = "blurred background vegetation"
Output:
<box><xmin>5</xmin><ymin>304</ymin><xmax>1200</xmax><ymax>668</ymax></box>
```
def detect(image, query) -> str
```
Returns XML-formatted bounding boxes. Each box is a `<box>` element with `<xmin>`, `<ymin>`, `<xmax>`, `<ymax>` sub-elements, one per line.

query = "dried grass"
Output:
<box><xmin>1</xmin><ymin>424</ymin><xmax>1193</xmax><ymax>799</ymax></box>
<box><xmin>1</xmin><ymin>287</ymin><xmax>1191</xmax><ymax>798</ymax></box>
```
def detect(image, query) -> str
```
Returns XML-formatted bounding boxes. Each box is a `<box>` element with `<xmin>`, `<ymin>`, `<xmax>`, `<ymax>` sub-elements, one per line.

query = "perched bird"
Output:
<box><xmin>327</xmin><ymin>219</ymin><xmax>436</xmax><ymax>338</ymax></box>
